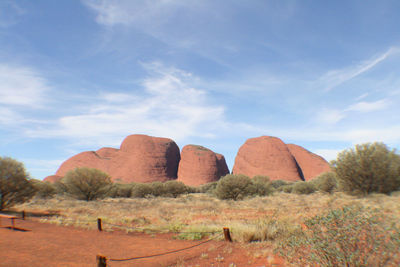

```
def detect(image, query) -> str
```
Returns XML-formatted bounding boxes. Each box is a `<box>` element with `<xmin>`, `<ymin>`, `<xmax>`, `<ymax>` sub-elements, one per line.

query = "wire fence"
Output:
<box><xmin>11</xmin><ymin>210</ymin><xmax>233</xmax><ymax>267</ymax></box>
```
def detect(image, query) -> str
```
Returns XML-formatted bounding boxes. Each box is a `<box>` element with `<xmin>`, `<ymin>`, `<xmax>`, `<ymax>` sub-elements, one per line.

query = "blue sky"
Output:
<box><xmin>1</xmin><ymin>0</ymin><xmax>400</xmax><ymax>180</ymax></box>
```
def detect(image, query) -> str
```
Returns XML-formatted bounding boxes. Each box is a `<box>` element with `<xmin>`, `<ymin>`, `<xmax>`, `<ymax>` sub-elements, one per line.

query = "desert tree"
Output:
<box><xmin>333</xmin><ymin>142</ymin><xmax>400</xmax><ymax>195</ymax></box>
<box><xmin>61</xmin><ymin>167</ymin><xmax>112</xmax><ymax>201</ymax></box>
<box><xmin>0</xmin><ymin>157</ymin><xmax>36</xmax><ymax>210</ymax></box>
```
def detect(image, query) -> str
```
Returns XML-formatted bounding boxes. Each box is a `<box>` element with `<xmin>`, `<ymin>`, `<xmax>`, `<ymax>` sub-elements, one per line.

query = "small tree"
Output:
<box><xmin>0</xmin><ymin>157</ymin><xmax>36</xmax><ymax>210</ymax></box>
<box><xmin>215</xmin><ymin>174</ymin><xmax>253</xmax><ymax>200</ymax></box>
<box><xmin>333</xmin><ymin>142</ymin><xmax>400</xmax><ymax>195</ymax></box>
<box><xmin>312</xmin><ymin>172</ymin><xmax>338</xmax><ymax>194</ymax></box>
<box><xmin>292</xmin><ymin>181</ymin><xmax>316</xmax><ymax>194</ymax></box>
<box><xmin>61</xmin><ymin>167</ymin><xmax>112</xmax><ymax>201</ymax></box>
<box><xmin>252</xmin><ymin>175</ymin><xmax>274</xmax><ymax>196</ymax></box>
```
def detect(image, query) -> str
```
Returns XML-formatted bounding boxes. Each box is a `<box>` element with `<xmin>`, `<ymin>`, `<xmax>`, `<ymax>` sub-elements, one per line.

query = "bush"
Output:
<box><xmin>252</xmin><ymin>175</ymin><xmax>274</xmax><ymax>196</ymax></box>
<box><xmin>108</xmin><ymin>183</ymin><xmax>133</xmax><ymax>198</ymax></box>
<box><xmin>312</xmin><ymin>172</ymin><xmax>338</xmax><ymax>194</ymax></box>
<box><xmin>271</xmin><ymin>180</ymin><xmax>290</xmax><ymax>189</ymax></box>
<box><xmin>215</xmin><ymin>174</ymin><xmax>254</xmax><ymax>200</ymax></box>
<box><xmin>278</xmin><ymin>206</ymin><xmax>400</xmax><ymax>266</ymax></box>
<box><xmin>0</xmin><ymin>157</ymin><xmax>36</xmax><ymax>210</ymax></box>
<box><xmin>333</xmin><ymin>142</ymin><xmax>400</xmax><ymax>195</ymax></box>
<box><xmin>292</xmin><ymin>181</ymin><xmax>316</xmax><ymax>194</ymax></box>
<box><xmin>60</xmin><ymin>167</ymin><xmax>112</xmax><ymax>201</ymax></box>
<box><xmin>31</xmin><ymin>179</ymin><xmax>56</xmax><ymax>199</ymax></box>
<box><xmin>130</xmin><ymin>181</ymin><xmax>192</xmax><ymax>198</ymax></box>
<box><xmin>281</xmin><ymin>184</ymin><xmax>294</xmax><ymax>193</ymax></box>
<box><xmin>198</xmin><ymin>181</ymin><xmax>218</xmax><ymax>194</ymax></box>
<box><xmin>162</xmin><ymin>181</ymin><xmax>191</xmax><ymax>197</ymax></box>
<box><xmin>131</xmin><ymin>183</ymin><xmax>153</xmax><ymax>198</ymax></box>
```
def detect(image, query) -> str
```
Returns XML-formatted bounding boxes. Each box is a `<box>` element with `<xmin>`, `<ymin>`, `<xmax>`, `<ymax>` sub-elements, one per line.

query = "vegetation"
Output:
<box><xmin>312</xmin><ymin>172</ymin><xmax>338</xmax><ymax>194</ymax></box>
<box><xmin>215</xmin><ymin>174</ymin><xmax>273</xmax><ymax>200</ymax></box>
<box><xmin>0</xmin><ymin>157</ymin><xmax>36</xmax><ymax>210</ymax></box>
<box><xmin>278</xmin><ymin>206</ymin><xmax>400</xmax><ymax>266</ymax></box>
<box><xmin>59</xmin><ymin>167</ymin><xmax>112</xmax><ymax>201</ymax></box>
<box><xmin>31</xmin><ymin>179</ymin><xmax>57</xmax><ymax>199</ymax></box>
<box><xmin>333</xmin><ymin>142</ymin><xmax>400</xmax><ymax>195</ymax></box>
<box><xmin>292</xmin><ymin>181</ymin><xmax>317</xmax><ymax>194</ymax></box>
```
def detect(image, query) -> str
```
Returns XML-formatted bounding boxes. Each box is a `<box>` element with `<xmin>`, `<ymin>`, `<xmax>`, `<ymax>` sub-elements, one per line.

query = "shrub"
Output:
<box><xmin>0</xmin><ymin>157</ymin><xmax>36</xmax><ymax>210</ymax></box>
<box><xmin>31</xmin><ymin>179</ymin><xmax>56</xmax><ymax>199</ymax></box>
<box><xmin>281</xmin><ymin>184</ymin><xmax>294</xmax><ymax>193</ymax></box>
<box><xmin>312</xmin><ymin>172</ymin><xmax>338</xmax><ymax>194</ymax></box>
<box><xmin>131</xmin><ymin>183</ymin><xmax>153</xmax><ymax>198</ymax></box>
<box><xmin>61</xmin><ymin>167</ymin><xmax>112</xmax><ymax>201</ymax></box>
<box><xmin>162</xmin><ymin>181</ymin><xmax>191</xmax><ymax>197</ymax></box>
<box><xmin>292</xmin><ymin>181</ymin><xmax>316</xmax><ymax>194</ymax></box>
<box><xmin>278</xmin><ymin>206</ymin><xmax>400</xmax><ymax>266</ymax></box>
<box><xmin>252</xmin><ymin>175</ymin><xmax>274</xmax><ymax>196</ymax></box>
<box><xmin>333</xmin><ymin>142</ymin><xmax>400</xmax><ymax>195</ymax></box>
<box><xmin>198</xmin><ymin>181</ymin><xmax>218</xmax><ymax>194</ymax></box>
<box><xmin>270</xmin><ymin>180</ymin><xmax>290</xmax><ymax>189</ymax></box>
<box><xmin>108</xmin><ymin>183</ymin><xmax>133</xmax><ymax>198</ymax></box>
<box><xmin>215</xmin><ymin>174</ymin><xmax>254</xmax><ymax>200</ymax></box>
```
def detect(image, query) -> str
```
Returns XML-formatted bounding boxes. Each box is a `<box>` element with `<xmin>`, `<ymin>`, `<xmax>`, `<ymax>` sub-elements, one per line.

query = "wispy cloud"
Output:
<box><xmin>0</xmin><ymin>64</ymin><xmax>50</xmax><ymax>108</ymax></box>
<box><xmin>317</xmin><ymin>47</ymin><xmax>398</xmax><ymax>91</ymax></box>
<box><xmin>346</xmin><ymin>99</ymin><xmax>390</xmax><ymax>113</ymax></box>
<box><xmin>27</xmin><ymin>62</ymin><xmax>226</xmax><ymax>146</ymax></box>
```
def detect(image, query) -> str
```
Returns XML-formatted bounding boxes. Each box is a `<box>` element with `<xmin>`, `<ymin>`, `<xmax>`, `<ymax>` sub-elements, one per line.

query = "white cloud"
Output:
<box><xmin>346</xmin><ymin>99</ymin><xmax>389</xmax><ymax>113</ymax></box>
<box><xmin>0</xmin><ymin>64</ymin><xmax>50</xmax><ymax>107</ymax></box>
<box><xmin>317</xmin><ymin>47</ymin><xmax>398</xmax><ymax>91</ymax></box>
<box><xmin>312</xmin><ymin>149</ymin><xmax>342</xmax><ymax>161</ymax></box>
<box><xmin>27</xmin><ymin>63</ymin><xmax>225</xmax><ymax>145</ymax></box>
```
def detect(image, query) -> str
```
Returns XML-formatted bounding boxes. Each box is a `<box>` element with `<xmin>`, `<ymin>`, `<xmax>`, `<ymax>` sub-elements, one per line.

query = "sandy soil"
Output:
<box><xmin>0</xmin><ymin>218</ymin><xmax>285</xmax><ymax>267</ymax></box>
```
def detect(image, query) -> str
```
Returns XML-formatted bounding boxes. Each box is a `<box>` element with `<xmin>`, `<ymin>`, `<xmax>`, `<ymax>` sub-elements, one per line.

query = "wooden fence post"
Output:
<box><xmin>21</xmin><ymin>210</ymin><xmax>25</xmax><ymax>220</ymax></box>
<box><xmin>97</xmin><ymin>218</ymin><xmax>102</xmax><ymax>232</ymax></box>
<box><xmin>96</xmin><ymin>255</ymin><xmax>107</xmax><ymax>267</ymax></box>
<box><xmin>223</xmin><ymin>227</ymin><xmax>232</xmax><ymax>242</ymax></box>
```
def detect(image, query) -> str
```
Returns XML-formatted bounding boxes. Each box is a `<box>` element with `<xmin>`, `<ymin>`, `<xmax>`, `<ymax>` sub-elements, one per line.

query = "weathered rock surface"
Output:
<box><xmin>177</xmin><ymin>145</ymin><xmax>230</xmax><ymax>186</ymax></box>
<box><xmin>287</xmin><ymin>144</ymin><xmax>331</xmax><ymax>181</ymax></box>
<box><xmin>54</xmin><ymin>134</ymin><xmax>180</xmax><ymax>183</ymax></box>
<box><xmin>232</xmin><ymin>136</ymin><xmax>304</xmax><ymax>181</ymax></box>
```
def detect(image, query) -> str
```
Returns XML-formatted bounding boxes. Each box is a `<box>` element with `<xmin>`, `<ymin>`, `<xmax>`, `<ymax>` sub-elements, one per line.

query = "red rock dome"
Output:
<box><xmin>177</xmin><ymin>145</ymin><xmax>230</xmax><ymax>186</ymax></box>
<box><xmin>232</xmin><ymin>136</ymin><xmax>303</xmax><ymax>181</ymax></box>
<box><xmin>287</xmin><ymin>144</ymin><xmax>331</xmax><ymax>181</ymax></box>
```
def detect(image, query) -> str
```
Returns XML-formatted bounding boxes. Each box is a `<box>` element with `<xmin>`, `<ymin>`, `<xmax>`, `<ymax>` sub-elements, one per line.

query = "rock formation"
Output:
<box><xmin>177</xmin><ymin>145</ymin><xmax>230</xmax><ymax>186</ymax></box>
<box><xmin>287</xmin><ymin>144</ymin><xmax>331</xmax><ymax>180</ymax></box>
<box><xmin>232</xmin><ymin>136</ymin><xmax>303</xmax><ymax>181</ymax></box>
<box><xmin>54</xmin><ymin>134</ymin><xmax>180</xmax><ymax>183</ymax></box>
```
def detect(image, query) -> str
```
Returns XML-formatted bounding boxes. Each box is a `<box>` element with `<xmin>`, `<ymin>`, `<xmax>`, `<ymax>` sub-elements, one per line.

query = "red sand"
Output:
<box><xmin>0</xmin><ymin>219</ymin><xmax>285</xmax><ymax>266</ymax></box>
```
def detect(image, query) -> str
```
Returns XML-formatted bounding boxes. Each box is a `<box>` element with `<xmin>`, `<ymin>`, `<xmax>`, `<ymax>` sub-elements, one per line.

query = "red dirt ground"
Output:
<box><xmin>0</xmin><ymin>218</ymin><xmax>285</xmax><ymax>267</ymax></box>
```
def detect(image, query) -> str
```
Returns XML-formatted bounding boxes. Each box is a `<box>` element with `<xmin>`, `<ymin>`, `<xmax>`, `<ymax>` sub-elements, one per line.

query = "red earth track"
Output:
<box><xmin>0</xmin><ymin>219</ymin><xmax>285</xmax><ymax>267</ymax></box>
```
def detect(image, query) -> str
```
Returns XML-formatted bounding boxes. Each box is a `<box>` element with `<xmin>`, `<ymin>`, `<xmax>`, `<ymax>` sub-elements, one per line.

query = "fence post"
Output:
<box><xmin>96</xmin><ymin>255</ymin><xmax>107</xmax><ymax>267</ymax></box>
<box><xmin>223</xmin><ymin>227</ymin><xmax>232</xmax><ymax>242</ymax></box>
<box><xmin>97</xmin><ymin>218</ymin><xmax>102</xmax><ymax>232</ymax></box>
<box><xmin>21</xmin><ymin>210</ymin><xmax>25</xmax><ymax>220</ymax></box>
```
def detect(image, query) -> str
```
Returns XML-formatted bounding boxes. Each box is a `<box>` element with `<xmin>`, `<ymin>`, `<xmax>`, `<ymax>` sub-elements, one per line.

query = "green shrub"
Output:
<box><xmin>198</xmin><ymin>181</ymin><xmax>218</xmax><ymax>194</ymax></box>
<box><xmin>252</xmin><ymin>175</ymin><xmax>274</xmax><ymax>196</ymax></box>
<box><xmin>215</xmin><ymin>174</ymin><xmax>254</xmax><ymax>200</ymax></box>
<box><xmin>270</xmin><ymin>180</ymin><xmax>290</xmax><ymax>189</ymax></box>
<box><xmin>312</xmin><ymin>172</ymin><xmax>338</xmax><ymax>194</ymax></box>
<box><xmin>278</xmin><ymin>206</ymin><xmax>400</xmax><ymax>266</ymax></box>
<box><xmin>292</xmin><ymin>181</ymin><xmax>316</xmax><ymax>194</ymax></box>
<box><xmin>162</xmin><ymin>181</ymin><xmax>191</xmax><ymax>197</ymax></box>
<box><xmin>0</xmin><ymin>157</ymin><xmax>36</xmax><ymax>210</ymax></box>
<box><xmin>108</xmin><ymin>183</ymin><xmax>133</xmax><ymax>198</ymax></box>
<box><xmin>31</xmin><ymin>179</ymin><xmax>56</xmax><ymax>199</ymax></box>
<box><xmin>131</xmin><ymin>183</ymin><xmax>153</xmax><ymax>198</ymax></box>
<box><xmin>333</xmin><ymin>142</ymin><xmax>400</xmax><ymax>195</ymax></box>
<box><xmin>61</xmin><ymin>167</ymin><xmax>112</xmax><ymax>201</ymax></box>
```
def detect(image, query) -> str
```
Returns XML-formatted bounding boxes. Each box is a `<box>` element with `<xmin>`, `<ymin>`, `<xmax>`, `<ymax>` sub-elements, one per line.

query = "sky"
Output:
<box><xmin>1</xmin><ymin>0</ymin><xmax>400</xmax><ymax>180</ymax></box>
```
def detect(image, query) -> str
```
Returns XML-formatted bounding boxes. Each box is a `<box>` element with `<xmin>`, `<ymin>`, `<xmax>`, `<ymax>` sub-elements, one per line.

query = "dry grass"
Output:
<box><xmin>13</xmin><ymin>191</ymin><xmax>400</xmax><ymax>238</ymax></box>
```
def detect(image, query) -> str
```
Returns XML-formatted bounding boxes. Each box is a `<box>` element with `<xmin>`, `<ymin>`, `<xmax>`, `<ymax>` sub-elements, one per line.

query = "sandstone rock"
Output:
<box><xmin>287</xmin><ymin>144</ymin><xmax>331</xmax><ymax>181</ymax></box>
<box><xmin>53</xmin><ymin>134</ymin><xmax>180</xmax><ymax>183</ymax></box>
<box><xmin>110</xmin><ymin>134</ymin><xmax>180</xmax><ymax>183</ymax></box>
<box><xmin>232</xmin><ymin>136</ymin><xmax>303</xmax><ymax>181</ymax></box>
<box><xmin>43</xmin><ymin>175</ymin><xmax>63</xmax><ymax>183</ymax></box>
<box><xmin>177</xmin><ymin>145</ymin><xmax>230</xmax><ymax>186</ymax></box>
